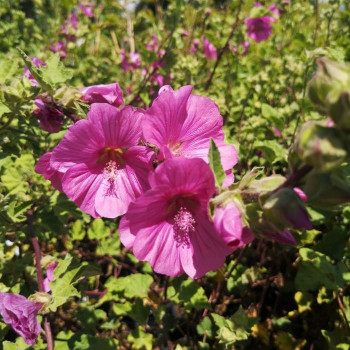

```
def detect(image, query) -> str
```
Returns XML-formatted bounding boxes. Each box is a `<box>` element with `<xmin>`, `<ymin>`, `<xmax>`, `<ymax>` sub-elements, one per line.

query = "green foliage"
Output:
<box><xmin>50</xmin><ymin>254</ymin><xmax>101</xmax><ymax>311</ymax></box>
<box><xmin>0</xmin><ymin>0</ymin><xmax>349</xmax><ymax>349</ymax></box>
<box><xmin>209</xmin><ymin>139</ymin><xmax>226</xmax><ymax>188</ymax></box>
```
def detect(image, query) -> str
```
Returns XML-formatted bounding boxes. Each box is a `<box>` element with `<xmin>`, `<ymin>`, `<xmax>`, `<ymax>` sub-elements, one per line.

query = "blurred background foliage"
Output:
<box><xmin>0</xmin><ymin>0</ymin><xmax>349</xmax><ymax>349</ymax></box>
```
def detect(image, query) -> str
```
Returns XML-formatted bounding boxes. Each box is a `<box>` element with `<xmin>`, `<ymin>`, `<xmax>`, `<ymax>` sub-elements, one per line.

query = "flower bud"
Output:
<box><xmin>308</xmin><ymin>58</ymin><xmax>350</xmax><ymax>113</ymax></box>
<box><xmin>294</xmin><ymin>121</ymin><xmax>347</xmax><ymax>172</ymax></box>
<box><xmin>261</xmin><ymin>187</ymin><xmax>312</xmax><ymax>230</ymax></box>
<box><xmin>245</xmin><ymin>203</ymin><xmax>297</xmax><ymax>245</ymax></box>
<box><xmin>28</xmin><ymin>292</ymin><xmax>51</xmax><ymax>311</ymax></box>
<box><xmin>329</xmin><ymin>91</ymin><xmax>350</xmax><ymax>130</ymax></box>
<box><xmin>303</xmin><ymin>165</ymin><xmax>350</xmax><ymax>209</ymax></box>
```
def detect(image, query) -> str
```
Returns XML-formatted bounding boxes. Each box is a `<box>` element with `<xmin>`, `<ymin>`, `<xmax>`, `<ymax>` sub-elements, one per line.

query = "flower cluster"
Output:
<box><xmin>36</xmin><ymin>84</ymin><xmax>254</xmax><ymax>278</ymax></box>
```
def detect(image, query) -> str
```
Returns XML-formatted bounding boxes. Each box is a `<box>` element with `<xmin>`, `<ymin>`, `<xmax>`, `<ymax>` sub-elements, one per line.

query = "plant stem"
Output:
<box><xmin>204</xmin><ymin>0</ymin><xmax>243</xmax><ymax>91</ymax></box>
<box><xmin>27</xmin><ymin>210</ymin><xmax>54</xmax><ymax>350</ymax></box>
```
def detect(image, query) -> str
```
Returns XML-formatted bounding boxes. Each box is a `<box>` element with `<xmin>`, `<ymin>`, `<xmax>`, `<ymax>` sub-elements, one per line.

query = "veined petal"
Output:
<box><xmin>132</xmin><ymin>221</ymin><xmax>184</xmax><ymax>277</ymax></box>
<box><xmin>180</xmin><ymin>212</ymin><xmax>231</xmax><ymax>279</ymax></box>
<box><xmin>143</xmin><ymin>85</ymin><xmax>193</xmax><ymax>151</ymax></box>
<box><xmin>148</xmin><ymin>158</ymin><xmax>215</xmax><ymax>207</ymax></box>
<box><xmin>62</xmin><ymin>163</ymin><xmax>104</xmax><ymax>218</ymax></box>
<box><xmin>35</xmin><ymin>152</ymin><xmax>63</xmax><ymax>192</ymax></box>
<box><xmin>87</xmin><ymin>104</ymin><xmax>144</xmax><ymax>148</ymax></box>
<box><xmin>51</xmin><ymin>120</ymin><xmax>104</xmax><ymax>172</ymax></box>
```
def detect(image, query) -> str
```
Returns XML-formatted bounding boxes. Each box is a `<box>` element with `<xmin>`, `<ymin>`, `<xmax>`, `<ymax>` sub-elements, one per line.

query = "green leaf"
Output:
<box><xmin>254</xmin><ymin>140</ymin><xmax>286</xmax><ymax>164</ymax></box>
<box><xmin>73</xmin><ymin>334</ymin><xmax>117</xmax><ymax>349</ymax></box>
<box><xmin>127</xmin><ymin>326</ymin><xmax>153</xmax><ymax>350</ymax></box>
<box><xmin>178</xmin><ymin>279</ymin><xmax>210</xmax><ymax>311</ymax></box>
<box><xmin>70</xmin><ymin>220</ymin><xmax>85</xmax><ymax>241</ymax></box>
<box><xmin>0</xmin><ymin>101</ymin><xmax>11</xmax><ymax>118</ymax></box>
<box><xmin>87</xmin><ymin>218</ymin><xmax>110</xmax><ymax>240</ymax></box>
<box><xmin>208</xmin><ymin>139</ymin><xmax>225</xmax><ymax>187</ymax></box>
<box><xmin>16</xmin><ymin>48</ymin><xmax>52</xmax><ymax>92</ymax></box>
<box><xmin>217</xmin><ymin>306</ymin><xmax>258</xmax><ymax>346</ymax></box>
<box><xmin>238</xmin><ymin>167</ymin><xmax>264</xmax><ymax>190</ymax></box>
<box><xmin>49</xmin><ymin>254</ymin><xmax>100</xmax><ymax>311</ymax></box>
<box><xmin>0</xmin><ymin>59</ymin><xmax>19</xmax><ymax>84</ymax></box>
<box><xmin>197</xmin><ymin>316</ymin><xmax>214</xmax><ymax>338</ymax></box>
<box><xmin>261</xmin><ymin>103</ymin><xmax>284</xmax><ymax>130</ymax></box>
<box><xmin>40</xmin><ymin>53</ymin><xmax>73</xmax><ymax>88</ymax></box>
<box><xmin>105</xmin><ymin>273</ymin><xmax>153</xmax><ymax>299</ymax></box>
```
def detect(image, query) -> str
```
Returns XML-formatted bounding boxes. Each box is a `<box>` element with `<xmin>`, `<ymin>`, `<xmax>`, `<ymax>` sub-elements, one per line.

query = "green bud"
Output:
<box><xmin>294</xmin><ymin>121</ymin><xmax>347</xmax><ymax>172</ymax></box>
<box><xmin>28</xmin><ymin>292</ymin><xmax>52</xmax><ymax>313</ymax></box>
<box><xmin>308</xmin><ymin>58</ymin><xmax>350</xmax><ymax>112</ymax></box>
<box><xmin>260</xmin><ymin>188</ymin><xmax>312</xmax><ymax>231</ymax></box>
<box><xmin>40</xmin><ymin>255</ymin><xmax>57</xmax><ymax>269</ymax></box>
<box><xmin>54</xmin><ymin>85</ymin><xmax>82</xmax><ymax>108</ymax></box>
<box><xmin>303</xmin><ymin>164</ymin><xmax>350</xmax><ymax>210</ymax></box>
<box><xmin>329</xmin><ymin>92</ymin><xmax>350</xmax><ymax>130</ymax></box>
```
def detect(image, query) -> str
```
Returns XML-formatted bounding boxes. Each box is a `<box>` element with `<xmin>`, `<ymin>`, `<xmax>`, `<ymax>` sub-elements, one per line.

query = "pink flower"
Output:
<box><xmin>203</xmin><ymin>36</ymin><xmax>217</xmax><ymax>60</ymax></box>
<box><xmin>268</xmin><ymin>4</ymin><xmax>280</xmax><ymax>17</ymax></box>
<box><xmin>33</xmin><ymin>98</ymin><xmax>64</xmax><ymax>133</ymax></box>
<box><xmin>245</xmin><ymin>16</ymin><xmax>276</xmax><ymax>43</ymax></box>
<box><xmin>214</xmin><ymin>202</ymin><xmax>255</xmax><ymax>249</ymax></box>
<box><xmin>23</xmin><ymin>57</ymin><xmax>46</xmax><ymax>87</ymax></box>
<box><xmin>241</xmin><ymin>41</ymin><xmax>250</xmax><ymax>56</ymax></box>
<box><xmin>0</xmin><ymin>293</ymin><xmax>41</xmax><ymax>345</ymax></box>
<box><xmin>294</xmin><ymin>187</ymin><xmax>307</xmax><ymax>202</ymax></box>
<box><xmin>182</xmin><ymin>30</ymin><xmax>190</xmax><ymax>37</ymax></box>
<box><xmin>50</xmin><ymin>104</ymin><xmax>152</xmax><ymax>218</ymax></box>
<box><xmin>142</xmin><ymin>85</ymin><xmax>238</xmax><ymax>187</ymax></box>
<box><xmin>119</xmin><ymin>158</ymin><xmax>232</xmax><ymax>279</ymax></box>
<box><xmin>80</xmin><ymin>83</ymin><xmax>124</xmax><ymax>107</ymax></box>
<box><xmin>263</xmin><ymin>228</ymin><xmax>297</xmax><ymax>245</ymax></box>
<box><xmin>70</xmin><ymin>13</ymin><xmax>78</xmax><ymax>30</ymax></box>
<box><xmin>145</xmin><ymin>34</ymin><xmax>158</xmax><ymax>52</ymax></box>
<box><xmin>35</xmin><ymin>152</ymin><xmax>63</xmax><ymax>192</ymax></box>
<box><xmin>120</xmin><ymin>50</ymin><xmax>141</xmax><ymax>72</ymax></box>
<box><xmin>79</xmin><ymin>3</ymin><xmax>94</xmax><ymax>17</ymax></box>
<box><xmin>189</xmin><ymin>39</ymin><xmax>200</xmax><ymax>54</ymax></box>
<box><xmin>50</xmin><ymin>41</ymin><xmax>67</xmax><ymax>58</ymax></box>
<box><xmin>271</xmin><ymin>126</ymin><xmax>282</xmax><ymax>137</ymax></box>
<box><xmin>43</xmin><ymin>261</ymin><xmax>59</xmax><ymax>292</ymax></box>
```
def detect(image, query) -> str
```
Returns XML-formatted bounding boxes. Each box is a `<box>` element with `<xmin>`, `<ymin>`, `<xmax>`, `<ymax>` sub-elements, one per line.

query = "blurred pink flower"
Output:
<box><xmin>0</xmin><ymin>293</ymin><xmax>42</xmax><ymax>345</ymax></box>
<box><xmin>33</xmin><ymin>98</ymin><xmax>64</xmax><ymax>133</ymax></box>
<box><xmin>214</xmin><ymin>202</ymin><xmax>255</xmax><ymax>249</ymax></box>
<box><xmin>35</xmin><ymin>152</ymin><xmax>64</xmax><ymax>192</ymax></box>
<box><xmin>23</xmin><ymin>57</ymin><xmax>46</xmax><ymax>87</ymax></box>
<box><xmin>245</xmin><ymin>16</ymin><xmax>276</xmax><ymax>43</ymax></box>
<box><xmin>43</xmin><ymin>261</ymin><xmax>59</xmax><ymax>292</ymax></box>
<box><xmin>268</xmin><ymin>4</ymin><xmax>280</xmax><ymax>17</ymax></box>
<box><xmin>293</xmin><ymin>187</ymin><xmax>307</xmax><ymax>202</ymax></box>
<box><xmin>120</xmin><ymin>49</ymin><xmax>141</xmax><ymax>72</ymax></box>
<box><xmin>271</xmin><ymin>126</ymin><xmax>282</xmax><ymax>137</ymax></box>
<box><xmin>50</xmin><ymin>104</ymin><xmax>152</xmax><ymax>218</ymax></box>
<box><xmin>142</xmin><ymin>85</ymin><xmax>238</xmax><ymax>187</ymax></box>
<box><xmin>119</xmin><ymin>158</ymin><xmax>232</xmax><ymax>279</ymax></box>
<box><xmin>80</xmin><ymin>83</ymin><xmax>124</xmax><ymax>106</ymax></box>
<box><xmin>145</xmin><ymin>34</ymin><xmax>158</xmax><ymax>52</ymax></box>
<box><xmin>70</xmin><ymin>13</ymin><xmax>78</xmax><ymax>30</ymax></box>
<box><xmin>189</xmin><ymin>39</ymin><xmax>200</xmax><ymax>54</ymax></box>
<box><xmin>50</xmin><ymin>41</ymin><xmax>67</xmax><ymax>58</ymax></box>
<box><xmin>203</xmin><ymin>36</ymin><xmax>217</xmax><ymax>60</ymax></box>
<box><xmin>182</xmin><ymin>30</ymin><xmax>190</xmax><ymax>37</ymax></box>
<box><xmin>79</xmin><ymin>3</ymin><xmax>94</xmax><ymax>17</ymax></box>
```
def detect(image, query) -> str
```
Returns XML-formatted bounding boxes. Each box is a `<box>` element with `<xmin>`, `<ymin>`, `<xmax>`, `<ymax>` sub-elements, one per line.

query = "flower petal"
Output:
<box><xmin>62</xmin><ymin>163</ymin><xmax>104</xmax><ymax>218</ymax></box>
<box><xmin>180</xmin><ymin>212</ymin><xmax>232</xmax><ymax>279</ymax></box>
<box><xmin>87</xmin><ymin>104</ymin><xmax>144</xmax><ymax>148</ymax></box>
<box><xmin>51</xmin><ymin>120</ymin><xmax>104</xmax><ymax>172</ymax></box>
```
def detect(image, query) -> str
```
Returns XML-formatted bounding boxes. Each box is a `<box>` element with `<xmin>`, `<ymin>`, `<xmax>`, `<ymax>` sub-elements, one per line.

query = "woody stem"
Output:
<box><xmin>27</xmin><ymin>209</ymin><xmax>54</xmax><ymax>350</ymax></box>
